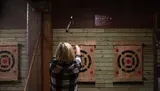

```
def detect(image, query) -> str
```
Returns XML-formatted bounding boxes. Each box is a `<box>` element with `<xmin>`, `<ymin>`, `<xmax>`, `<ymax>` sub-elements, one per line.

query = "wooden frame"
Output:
<box><xmin>69</xmin><ymin>41</ymin><xmax>96</xmax><ymax>82</ymax></box>
<box><xmin>113</xmin><ymin>41</ymin><xmax>143</xmax><ymax>82</ymax></box>
<box><xmin>0</xmin><ymin>42</ymin><xmax>18</xmax><ymax>81</ymax></box>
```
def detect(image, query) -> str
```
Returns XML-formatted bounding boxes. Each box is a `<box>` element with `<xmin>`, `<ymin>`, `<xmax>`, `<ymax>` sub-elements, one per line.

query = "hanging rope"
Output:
<box><xmin>24</xmin><ymin>32</ymin><xmax>41</xmax><ymax>91</ymax></box>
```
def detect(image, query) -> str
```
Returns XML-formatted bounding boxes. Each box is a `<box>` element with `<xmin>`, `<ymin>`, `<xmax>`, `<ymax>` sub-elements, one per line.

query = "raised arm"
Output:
<box><xmin>75</xmin><ymin>45</ymin><xmax>81</xmax><ymax>64</ymax></box>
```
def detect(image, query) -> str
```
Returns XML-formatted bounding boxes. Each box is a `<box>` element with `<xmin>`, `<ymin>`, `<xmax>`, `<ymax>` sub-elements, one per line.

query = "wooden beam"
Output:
<box><xmin>153</xmin><ymin>12</ymin><xmax>158</xmax><ymax>91</ymax></box>
<box><xmin>41</xmin><ymin>12</ymin><xmax>52</xmax><ymax>91</ymax></box>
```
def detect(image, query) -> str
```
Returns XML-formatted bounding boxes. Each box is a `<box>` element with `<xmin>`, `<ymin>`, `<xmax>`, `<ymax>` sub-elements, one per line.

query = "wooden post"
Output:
<box><xmin>153</xmin><ymin>12</ymin><xmax>158</xmax><ymax>91</ymax></box>
<box><xmin>41</xmin><ymin>12</ymin><xmax>52</xmax><ymax>91</ymax></box>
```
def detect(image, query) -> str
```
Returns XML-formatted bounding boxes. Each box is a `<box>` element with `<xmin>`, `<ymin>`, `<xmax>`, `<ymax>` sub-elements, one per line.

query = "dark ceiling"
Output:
<box><xmin>55</xmin><ymin>1</ymin><xmax>159</xmax><ymax>12</ymax></box>
<box><xmin>27</xmin><ymin>0</ymin><xmax>159</xmax><ymax>28</ymax></box>
<box><xmin>28</xmin><ymin>0</ymin><xmax>159</xmax><ymax>12</ymax></box>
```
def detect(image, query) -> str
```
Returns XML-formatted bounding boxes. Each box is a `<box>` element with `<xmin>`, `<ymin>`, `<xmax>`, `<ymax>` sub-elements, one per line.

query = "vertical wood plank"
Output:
<box><xmin>27</xmin><ymin>3</ymin><xmax>42</xmax><ymax>91</ymax></box>
<box><xmin>42</xmin><ymin>13</ymin><xmax>52</xmax><ymax>91</ymax></box>
<box><xmin>153</xmin><ymin>12</ymin><xmax>158</xmax><ymax>91</ymax></box>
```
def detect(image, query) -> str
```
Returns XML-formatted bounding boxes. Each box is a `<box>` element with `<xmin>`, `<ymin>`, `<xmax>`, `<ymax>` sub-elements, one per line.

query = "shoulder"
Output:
<box><xmin>49</xmin><ymin>57</ymin><xmax>58</xmax><ymax>67</ymax></box>
<box><xmin>50</xmin><ymin>57</ymin><xmax>57</xmax><ymax>63</ymax></box>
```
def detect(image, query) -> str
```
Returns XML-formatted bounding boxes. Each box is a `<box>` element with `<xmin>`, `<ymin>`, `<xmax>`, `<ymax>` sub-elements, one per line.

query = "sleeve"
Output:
<box><xmin>49</xmin><ymin>57</ymin><xmax>57</xmax><ymax>75</ymax></box>
<box><xmin>75</xmin><ymin>55</ymin><xmax>81</xmax><ymax>64</ymax></box>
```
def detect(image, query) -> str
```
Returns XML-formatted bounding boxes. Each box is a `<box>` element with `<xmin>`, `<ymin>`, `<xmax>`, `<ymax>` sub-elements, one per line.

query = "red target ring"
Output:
<box><xmin>117</xmin><ymin>50</ymin><xmax>139</xmax><ymax>73</ymax></box>
<box><xmin>0</xmin><ymin>51</ymin><xmax>15</xmax><ymax>72</ymax></box>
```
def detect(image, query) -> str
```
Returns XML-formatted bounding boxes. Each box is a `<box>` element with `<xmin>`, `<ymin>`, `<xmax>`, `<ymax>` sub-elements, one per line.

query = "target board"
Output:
<box><xmin>0</xmin><ymin>42</ymin><xmax>18</xmax><ymax>81</ymax></box>
<box><xmin>113</xmin><ymin>42</ymin><xmax>143</xmax><ymax>82</ymax></box>
<box><xmin>70</xmin><ymin>41</ymin><xmax>96</xmax><ymax>82</ymax></box>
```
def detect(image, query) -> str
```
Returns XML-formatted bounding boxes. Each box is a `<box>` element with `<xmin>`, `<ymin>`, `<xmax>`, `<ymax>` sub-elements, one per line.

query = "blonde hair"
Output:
<box><xmin>54</xmin><ymin>42</ymin><xmax>75</xmax><ymax>61</ymax></box>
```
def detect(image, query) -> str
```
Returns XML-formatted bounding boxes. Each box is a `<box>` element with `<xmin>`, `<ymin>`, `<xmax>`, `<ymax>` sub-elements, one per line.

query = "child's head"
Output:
<box><xmin>54</xmin><ymin>42</ymin><xmax>75</xmax><ymax>62</ymax></box>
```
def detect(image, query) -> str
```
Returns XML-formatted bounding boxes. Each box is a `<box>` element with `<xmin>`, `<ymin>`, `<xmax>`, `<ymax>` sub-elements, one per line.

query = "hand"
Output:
<box><xmin>75</xmin><ymin>45</ymin><xmax>81</xmax><ymax>55</ymax></box>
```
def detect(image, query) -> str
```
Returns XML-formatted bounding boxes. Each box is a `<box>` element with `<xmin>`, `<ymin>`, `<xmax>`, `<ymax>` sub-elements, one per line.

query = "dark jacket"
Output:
<box><xmin>49</xmin><ymin>56</ymin><xmax>81</xmax><ymax>91</ymax></box>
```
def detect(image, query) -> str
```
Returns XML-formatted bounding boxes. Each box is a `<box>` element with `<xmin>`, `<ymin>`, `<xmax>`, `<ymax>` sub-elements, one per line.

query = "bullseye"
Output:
<box><xmin>126</xmin><ymin>59</ymin><xmax>131</xmax><ymax>64</ymax></box>
<box><xmin>2</xmin><ymin>58</ymin><xmax>7</xmax><ymax>64</ymax></box>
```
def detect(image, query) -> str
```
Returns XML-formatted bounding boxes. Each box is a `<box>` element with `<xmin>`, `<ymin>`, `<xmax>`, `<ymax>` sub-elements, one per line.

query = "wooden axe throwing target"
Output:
<box><xmin>0</xmin><ymin>42</ymin><xmax>18</xmax><ymax>81</ymax></box>
<box><xmin>113</xmin><ymin>42</ymin><xmax>143</xmax><ymax>82</ymax></box>
<box><xmin>70</xmin><ymin>41</ymin><xmax>96</xmax><ymax>82</ymax></box>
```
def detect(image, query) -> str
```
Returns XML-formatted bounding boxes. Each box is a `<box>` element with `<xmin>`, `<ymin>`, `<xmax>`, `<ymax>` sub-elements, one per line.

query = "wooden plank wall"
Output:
<box><xmin>53</xmin><ymin>28</ymin><xmax>154</xmax><ymax>91</ymax></box>
<box><xmin>0</xmin><ymin>29</ymin><xmax>27</xmax><ymax>91</ymax></box>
